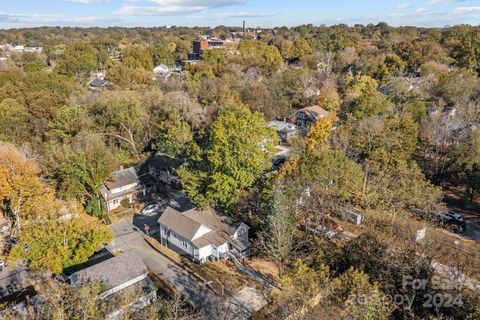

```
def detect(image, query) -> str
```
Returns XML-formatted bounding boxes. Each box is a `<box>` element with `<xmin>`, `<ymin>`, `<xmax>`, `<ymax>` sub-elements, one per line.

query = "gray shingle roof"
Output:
<box><xmin>158</xmin><ymin>207</ymin><xmax>203</xmax><ymax>240</ymax></box>
<box><xmin>70</xmin><ymin>252</ymin><xmax>147</xmax><ymax>289</ymax></box>
<box><xmin>158</xmin><ymin>206</ymin><xmax>244</xmax><ymax>248</ymax></box>
<box><xmin>104</xmin><ymin>167</ymin><xmax>139</xmax><ymax>191</ymax></box>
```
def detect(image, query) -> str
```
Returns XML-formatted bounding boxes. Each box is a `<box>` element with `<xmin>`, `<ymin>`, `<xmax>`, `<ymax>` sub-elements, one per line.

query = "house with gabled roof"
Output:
<box><xmin>158</xmin><ymin>207</ymin><xmax>250</xmax><ymax>264</ymax></box>
<box><xmin>100</xmin><ymin>167</ymin><xmax>145</xmax><ymax>212</ymax></box>
<box><xmin>290</xmin><ymin>105</ymin><xmax>329</xmax><ymax>127</ymax></box>
<box><xmin>268</xmin><ymin>120</ymin><xmax>305</xmax><ymax>142</ymax></box>
<box><xmin>70</xmin><ymin>252</ymin><xmax>156</xmax><ymax>300</ymax></box>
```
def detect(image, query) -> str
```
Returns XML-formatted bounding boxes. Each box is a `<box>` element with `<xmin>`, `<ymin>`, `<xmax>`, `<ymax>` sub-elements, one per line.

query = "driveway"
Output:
<box><xmin>110</xmin><ymin>217</ymin><xmax>260</xmax><ymax>319</ymax></box>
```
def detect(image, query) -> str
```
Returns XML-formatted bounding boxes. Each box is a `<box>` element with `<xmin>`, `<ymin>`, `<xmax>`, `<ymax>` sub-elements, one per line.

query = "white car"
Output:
<box><xmin>446</xmin><ymin>211</ymin><xmax>463</xmax><ymax>221</ymax></box>
<box><xmin>140</xmin><ymin>204</ymin><xmax>161</xmax><ymax>216</ymax></box>
<box><xmin>140</xmin><ymin>200</ymin><xmax>167</xmax><ymax>216</ymax></box>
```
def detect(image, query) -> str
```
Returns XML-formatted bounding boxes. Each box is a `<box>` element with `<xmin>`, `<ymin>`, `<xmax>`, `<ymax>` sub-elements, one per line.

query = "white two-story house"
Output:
<box><xmin>100</xmin><ymin>167</ymin><xmax>145</xmax><ymax>212</ymax></box>
<box><xmin>158</xmin><ymin>206</ymin><xmax>250</xmax><ymax>263</ymax></box>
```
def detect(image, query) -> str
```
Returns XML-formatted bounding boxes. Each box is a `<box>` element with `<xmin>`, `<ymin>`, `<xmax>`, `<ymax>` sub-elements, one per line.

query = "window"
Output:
<box><xmin>182</xmin><ymin>240</ymin><xmax>188</xmax><ymax>248</ymax></box>
<box><xmin>112</xmin><ymin>199</ymin><xmax>119</xmax><ymax>205</ymax></box>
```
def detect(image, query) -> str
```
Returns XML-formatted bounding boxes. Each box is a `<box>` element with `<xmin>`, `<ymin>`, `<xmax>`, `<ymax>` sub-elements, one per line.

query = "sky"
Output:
<box><xmin>0</xmin><ymin>0</ymin><xmax>479</xmax><ymax>29</ymax></box>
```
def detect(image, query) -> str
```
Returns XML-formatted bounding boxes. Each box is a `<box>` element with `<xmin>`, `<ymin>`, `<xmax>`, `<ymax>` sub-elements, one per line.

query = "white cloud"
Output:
<box><xmin>149</xmin><ymin>0</ymin><xmax>245</xmax><ymax>5</ymax></box>
<box><xmin>0</xmin><ymin>12</ymin><xmax>119</xmax><ymax>26</ymax></box>
<box><xmin>186</xmin><ymin>12</ymin><xmax>277</xmax><ymax>20</ymax></box>
<box><xmin>117</xmin><ymin>6</ymin><xmax>201</xmax><ymax>15</ymax></box>
<box><xmin>454</xmin><ymin>6</ymin><xmax>480</xmax><ymax>14</ymax></box>
<box><xmin>416</xmin><ymin>8</ymin><xmax>429</xmax><ymax>13</ymax></box>
<box><xmin>117</xmin><ymin>0</ymin><xmax>247</xmax><ymax>16</ymax></box>
<box><xmin>67</xmin><ymin>0</ymin><xmax>111</xmax><ymax>3</ymax></box>
<box><xmin>396</xmin><ymin>3</ymin><xmax>413</xmax><ymax>9</ymax></box>
<box><xmin>428</xmin><ymin>0</ymin><xmax>469</xmax><ymax>4</ymax></box>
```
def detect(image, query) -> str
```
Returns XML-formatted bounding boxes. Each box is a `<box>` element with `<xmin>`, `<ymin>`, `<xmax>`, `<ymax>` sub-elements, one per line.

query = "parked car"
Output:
<box><xmin>434</xmin><ymin>212</ymin><xmax>466</xmax><ymax>233</ymax></box>
<box><xmin>140</xmin><ymin>200</ymin><xmax>167</xmax><ymax>216</ymax></box>
<box><xmin>446</xmin><ymin>211</ymin><xmax>463</xmax><ymax>221</ymax></box>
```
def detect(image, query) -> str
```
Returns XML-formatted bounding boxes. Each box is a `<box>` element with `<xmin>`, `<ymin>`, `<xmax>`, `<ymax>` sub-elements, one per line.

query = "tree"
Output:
<box><xmin>384</xmin><ymin>53</ymin><xmax>407</xmax><ymax>76</ymax></box>
<box><xmin>106</xmin><ymin>63</ymin><xmax>152</xmax><ymax>89</ymax></box>
<box><xmin>236</xmin><ymin>40</ymin><xmax>284</xmax><ymax>73</ymax></box>
<box><xmin>91</xmin><ymin>90</ymin><xmax>151</xmax><ymax>161</ymax></box>
<box><xmin>123</xmin><ymin>44</ymin><xmax>154</xmax><ymax>70</ymax></box>
<box><xmin>46</xmin><ymin>105</ymin><xmax>91</xmax><ymax>143</ymax></box>
<box><xmin>259</xmin><ymin>189</ymin><xmax>297</xmax><ymax>272</ymax></box>
<box><xmin>364</xmin><ymin>160</ymin><xmax>442</xmax><ymax>224</ymax></box>
<box><xmin>317</xmin><ymin>78</ymin><xmax>341</xmax><ymax>112</ymax></box>
<box><xmin>153</xmin><ymin>118</ymin><xmax>194</xmax><ymax>159</ymax></box>
<box><xmin>450</xmin><ymin>130</ymin><xmax>480</xmax><ymax>202</ymax></box>
<box><xmin>0</xmin><ymin>144</ymin><xmax>55</xmax><ymax>236</ymax></box>
<box><xmin>44</xmin><ymin>135</ymin><xmax>117</xmax><ymax>205</ymax></box>
<box><xmin>2</xmin><ymin>280</ymin><xmax>109</xmax><ymax>319</ymax></box>
<box><xmin>179</xmin><ymin>104</ymin><xmax>277</xmax><ymax>207</ymax></box>
<box><xmin>9</xmin><ymin>214</ymin><xmax>113</xmax><ymax>274</ymax></box>
<box><xmin>282</xmin><ymin>38</ymin><xmax>313</xmax><ymax>62</ymax></box>
<box><xmin>345</xmin><ymin>74</ymin><xmax>393</xmax><ymax>119</ymax></box>
<box><xmin>56</xmin><ymin>40</ymin><xmax>97</xmax><ymax>78</ymax></box>
<box><xmin>305</xmin><ymin>114</ymin><xmax>333</xmax><ymax>152</ymax></box>
<box><xmin>330</xmin><ymin>268</ymin><xmax>393</xmax><ymax>320</ymax></box>
<box><xmin>347</xmin><ymin>114</ymin><xmax>419</xmax><ymax>166</ymax></box>
<box><xmin>0</xmin><ymin>98</ymin><xmax>30</xmax><ymax>144</ymax></box>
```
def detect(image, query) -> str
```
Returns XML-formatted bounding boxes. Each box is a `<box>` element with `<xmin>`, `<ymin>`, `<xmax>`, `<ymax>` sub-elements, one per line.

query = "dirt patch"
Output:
<box><xmin>193</xmin><ymin>260</ymin><xmax>251</xmax><ymax>294</ymax></box>
<box><xmin>108</xmin><ymin>208</ymin><xmax>135</xmax><ymax>224</ymax></box>
<box><xmin>244</xmin><ymin>257</ymin><xmax>280</xmax><ymax>284</ymax></box>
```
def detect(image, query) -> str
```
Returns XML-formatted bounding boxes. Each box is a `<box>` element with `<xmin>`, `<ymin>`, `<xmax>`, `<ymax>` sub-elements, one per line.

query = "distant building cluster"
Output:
<box><xmin>181</xmin><ymin>36</ymin><xmax>240</xmax><ymax>67</ymax></box>
<box><xmin>0</xmin><ymin>44</ymin><xmax>43</xmax><ymax>54</ymax></box>
<box><xmin>180</xmin><ymin>20</ymin><xmax>260</xmax><ymax>68</ymax></box>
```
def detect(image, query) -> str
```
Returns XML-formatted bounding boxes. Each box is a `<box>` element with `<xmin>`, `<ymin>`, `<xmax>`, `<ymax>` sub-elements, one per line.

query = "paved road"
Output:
<box><xmin>110</xmin><ymin>217</ymin><xmax>254</xmax><ymax>319</ymax></box>
<box><xmin>461</xmin><ymin>221</ymin><xmax>480</xmax><ymax>241</ymax></box>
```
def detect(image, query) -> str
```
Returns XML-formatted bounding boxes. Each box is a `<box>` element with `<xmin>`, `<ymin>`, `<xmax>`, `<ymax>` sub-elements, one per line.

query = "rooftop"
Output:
<box><xmin>268</xmin><ymin>120</ymin><xmax>302</xmax><ymax>133</ymax></box>
<box><xmin>70</xmin><ymin>251</ymin><xmax>147</xmax><ymax>290</ymax></box>
<box><xmin>158</xmin><ymin>206</ymin><xmax>243</xmax><ymax>247</ymax></box>
<box><xmin>298</xmin><ymin>105</ymin><xmax>329</xmax><ymax>118</ymax></box>
<box><xmin>104</xmin><ymin>167</ymin><xmax>139</xmax><ymax>191</ymax></box>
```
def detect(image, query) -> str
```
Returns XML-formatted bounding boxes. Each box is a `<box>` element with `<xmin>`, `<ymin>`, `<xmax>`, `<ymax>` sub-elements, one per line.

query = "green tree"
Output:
<box><xmin>179</xmin><ymin>104</ymin><xmax>276</xmax><ymax>207</ymax></box>
<box><xmin>56</xmin><ymin>40</ymin><xmax>97</xmax><ymax>78</ymax></box>
<box><xmin>330</xmin><ymin>268</ymin><xmax>393</xmax><ymax>320</ymax></box>
<box><xmin>0</xmin><ymin>98</ymin><xmax>30</xmax><ymax>144</ymax></box>
<box><xmin>450</xmin><ymin>130</ymin><xmax>480</xmax><ymax>202</ymax></box>
<box><xmin>9</xmin><ymin>215</ymin><xmax>113</xmax><ymax>274</ymax></box>
<box><xmin>236</xmin><ymin>40</ymin><xmax>283</xmax><ymax>73</ymax></box>
<box><xmin>44</xmin><ymin>135</ymin><xmax>117</xmax><ymax>203</ymax></box>
<box><xmin>123</xmin><ymin>44</ymin><xmax>154</xmax><ymax>70</ymax></box>
<box><xmin>347</xmin><ymin>114</ymin><xmax>419</xmax><ymax>166</ymax></box>
<box><xmin>153</xmin><ymin>118</ymin><xmax>195</xmax><ymax>159</ymax></box>
<box><xmin>106</xmin><ymin>62</ymin><xmax>152</xmax><ymax>89</ymax></box>
<box><xmin>47</xmin><ymin>105</ymin><xmax>91</xmax><ymax>143</ymax></box>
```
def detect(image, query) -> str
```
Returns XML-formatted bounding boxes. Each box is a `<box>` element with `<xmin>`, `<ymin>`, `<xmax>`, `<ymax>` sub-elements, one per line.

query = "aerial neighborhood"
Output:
<box><xmin>0</xmin><ymin>2</ymin><xmax>480</xmax><ymax>319</ymax></box>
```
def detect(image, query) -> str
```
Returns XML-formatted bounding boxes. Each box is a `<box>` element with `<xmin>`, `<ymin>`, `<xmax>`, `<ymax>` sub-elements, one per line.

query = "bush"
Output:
<box><xmin>120</xmin><ymin>198</ymin><xmax>130</xmax><ymax>208</ymax></box>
